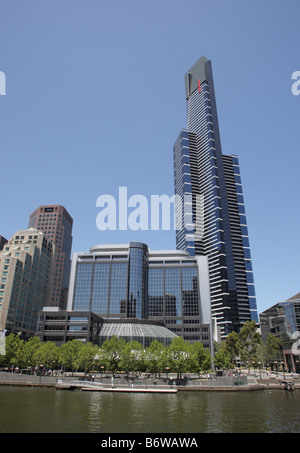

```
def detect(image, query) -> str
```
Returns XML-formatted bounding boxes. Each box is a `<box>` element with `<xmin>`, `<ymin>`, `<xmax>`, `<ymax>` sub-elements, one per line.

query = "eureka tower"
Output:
<box><xmin>173</xmin><ymin>56</ymin><xmax>258</xmax><ymax>338</ymax></box>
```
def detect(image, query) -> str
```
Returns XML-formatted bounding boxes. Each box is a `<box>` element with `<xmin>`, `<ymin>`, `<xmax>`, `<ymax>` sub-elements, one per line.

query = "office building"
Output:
<box><xmin>173</xmin><ymin>56</ymin><xmax>258</xmax><ymax>338</ymax></box>
<box><xmin>0</xmin><ymin>228</ymin><xmax>54</xmax><ymax>338</ymax></box>
<box><xmin>260</xmin><ymin>292</ymin><xmax>300</xmax><ymax>372</ymax></box>
<box><xmin>36</xmin><ymin>308</ymin><xmax>103</xmax><ymax>345</ymax></box>
<box><xmin>0</xmin><ymin>236</ymin><xmax>7</xmax><ymax>251</ymax></box>
<box><xmin>67</xmin><ymin>242</ymin><xmax>214</xmax><ymax>351</ymax></box>
<box><xmin>36</xmin><ymin>308</ymin><xmax>177</xmax><ymax>348</ymax></box>
<box><xmin>28</xmin><ymin>205</ymin><xmax>73</xmax><ymax>309</ymax></box>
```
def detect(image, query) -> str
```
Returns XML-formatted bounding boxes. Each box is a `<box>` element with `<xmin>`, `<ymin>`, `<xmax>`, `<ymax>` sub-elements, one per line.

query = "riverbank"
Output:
<box><xmin>0</xmin><ymin>371</ymin><xmax>299</xmax><ymax>392</ymax></box>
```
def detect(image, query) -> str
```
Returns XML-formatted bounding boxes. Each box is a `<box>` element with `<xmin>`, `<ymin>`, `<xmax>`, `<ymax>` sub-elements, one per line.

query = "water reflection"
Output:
<box><xmin>0</xmin><ymin>387</ymin><xmax>299</xmax><ymax>433</ymax></box>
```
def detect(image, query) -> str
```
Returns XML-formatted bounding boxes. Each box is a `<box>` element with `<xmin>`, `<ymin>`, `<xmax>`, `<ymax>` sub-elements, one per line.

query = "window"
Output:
<box><xmin>73</xmin><ymin>263</ymin><xmax>93</xmax><ymax>311</ymax></box>
<box><xmin>91</xmin><ymin>263</ymin><xmax>110</xmax><ymax>314</ymax></box>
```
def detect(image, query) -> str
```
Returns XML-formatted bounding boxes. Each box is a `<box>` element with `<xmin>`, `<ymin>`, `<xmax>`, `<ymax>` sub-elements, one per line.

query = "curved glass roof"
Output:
<box><xmin>99</xmin><ymin>321</ymin><xmax>177</xmax><ymax>347</ymax></box>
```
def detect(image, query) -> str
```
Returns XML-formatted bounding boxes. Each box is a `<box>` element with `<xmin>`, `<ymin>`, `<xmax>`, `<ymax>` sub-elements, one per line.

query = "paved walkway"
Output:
<box><xmin>0</xmin><ymin>371</ymin><xmax>299</xmax><ymax>391</ymax></box>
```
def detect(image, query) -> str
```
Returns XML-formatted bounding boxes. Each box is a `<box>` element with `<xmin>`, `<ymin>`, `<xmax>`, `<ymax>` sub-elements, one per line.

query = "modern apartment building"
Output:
<box><xmin>67</xmin><ymin>242</ymin><xmax>214</xmax><ymax>351</ymax></box>
<box><xmin>259</xmin><ymin>292</ymin><xmax>300</xmax><ymax>373</ymax></box>
<box><xmin>28</xmin><ymin>205</ymin><xmax>73</xmax><ymax>309</ymax></box>
<box><xmin>0</xmin><ymin>228</ymin><xmax>54</xmax><ymax>338</ymax></box>
<box><xmin>173</xmin><ymin>56</ymin><xmax>258</xmax><ymax>338</ymax></box>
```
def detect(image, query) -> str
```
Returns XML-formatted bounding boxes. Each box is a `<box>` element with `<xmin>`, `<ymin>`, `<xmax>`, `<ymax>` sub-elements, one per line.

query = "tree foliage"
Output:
<box><xmin>2</xmin><ymin>323</ymin><xmax>280</xmax><ymax>374</ymax></box>
<box><xmin>237</xmin><ymin>320</ymin><xmax>262</xmax><ymax>364</ymax></box>
<box><xmin>0</xmin><ymin>334</ymin><xmax>213</xmax><ymax>374</ymax></box>
<box><xmin>213</xmin><ymin>321</ymin><xmax>282</xmax><ymax>369</ymax></box>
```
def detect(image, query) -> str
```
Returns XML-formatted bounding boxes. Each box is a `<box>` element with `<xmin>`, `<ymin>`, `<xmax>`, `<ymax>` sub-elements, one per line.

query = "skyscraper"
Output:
<box><xmin>173</xmin><ymin>56</ymin><xmax>258</xmax><ymax>338</ymax></box>
<box><xmin>28</xmin><ymin>205</ymin><xmax>73</xmax><ymax>309</ymax></box>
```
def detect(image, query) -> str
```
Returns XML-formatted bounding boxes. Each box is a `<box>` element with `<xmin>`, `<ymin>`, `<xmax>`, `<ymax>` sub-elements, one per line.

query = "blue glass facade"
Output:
<box><xmin>73</xmin><ymin>260</ymin><xmax>128</xmax><ymax>317</ymax></box>
<box><xmin>91</xmin><ymin>263</ymin><xmax>110</xmax><ymax>314</ymax></box>
<box><xmin>73</xmin><ymin>262</ymin><xmax>93</xmax><ymax>311</ymax></box>
<box><xmin>128</xmin><ymin>243</ymin><xmax>148</xmax><ymax>319</ymax></box>
<box><xmin>68</xmin><ymin>243</ymin><xmax>213</xmax><ymax>347</ymax></box>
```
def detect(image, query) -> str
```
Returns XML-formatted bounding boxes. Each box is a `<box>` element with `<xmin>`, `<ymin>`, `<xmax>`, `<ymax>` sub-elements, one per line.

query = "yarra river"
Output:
<box><xmin>0</xmin><ymin>386</ymin><xmax>299</xmax><ymax>433</ymax></box>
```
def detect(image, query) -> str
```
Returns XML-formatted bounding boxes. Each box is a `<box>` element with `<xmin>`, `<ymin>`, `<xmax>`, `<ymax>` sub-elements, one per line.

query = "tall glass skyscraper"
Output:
<box><xmin>174</xmin><ymin>56</ymin><xmax>258</xmax><ymax>338</ymax></box>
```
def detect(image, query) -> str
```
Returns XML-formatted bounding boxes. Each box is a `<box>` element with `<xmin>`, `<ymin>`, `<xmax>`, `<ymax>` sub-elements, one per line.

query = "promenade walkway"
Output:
<box><xmin>0</xmin><ymin>370</ymin><xmax>299</xmax><ymax>391</ymax></box>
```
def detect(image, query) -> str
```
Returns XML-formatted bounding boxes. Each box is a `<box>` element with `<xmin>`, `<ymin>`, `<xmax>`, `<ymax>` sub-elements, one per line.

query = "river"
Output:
<box><xmin>0</xmin><ymin>386</ymin><xmax>299</xmax><ymax>433</ymax></box>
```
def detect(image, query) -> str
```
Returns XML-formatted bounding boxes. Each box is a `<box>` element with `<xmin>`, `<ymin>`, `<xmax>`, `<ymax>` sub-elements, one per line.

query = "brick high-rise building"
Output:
<box><xmin>28</xmin><ymin>205</ymin><xmax>73</xmax><ymax>309</ymax></box>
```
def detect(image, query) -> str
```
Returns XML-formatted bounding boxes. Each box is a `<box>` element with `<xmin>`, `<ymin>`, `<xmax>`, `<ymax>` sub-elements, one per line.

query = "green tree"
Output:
<box><xmin>74</xmin><ymin>342</ymin><xmax>99</xmax><ymax>372</ymax></box>
<box><xmin>238</xmin><ymin>320</ymin><xmax>262</xmax><ymax>364</ymax></box>
<box><xmin>100</xmin><ymin>336</ymin><xmax>126</xmax><ymax>374</ymax></box>
<box><xmin>33</xmin><ymin>341</ymin><xmax>59</xmax><ymax>369</ymax></box>
<box><xmin>191</xmin><ymin>342</ymin><xmax>212</xmax><ymax>373</ymax></box>
<box><xmin>144</xmin><ymin>340</ymin><xmax>165</xmax><ymax>375</ymax></box>
<box><xmin>265</xmin><ymin>333</ymin><xmax>282</xmax><ymax>365</ymax></box>
<box><xmin>223</xmin><ymin>331</ymin><xmax>239</xmax><ymax>364</ymax></box>
<box><xmin>166</xmin><ymin>337</ymin><xmax>193</xmax><ymax>378</ymax></box>
<box><xmin>120</xmin><ymin>340</ymin><xmax>144</xmax><ymax>374</ymax></box>
<box><xmin>12</xmin><ymin>337</ymin><xmax>27</xmax><ymax>369</ymax></box>
<box><xmin>23</xmin><ymin>336</ymin><xmax>41</xmax><ymax>368</ymax></box>
<box><xmin>94</xmin><ymin>347</ymin><xmax>109</xmax><ymax>371</ymax></box>
<box><xmin>0</xmin><ymin>334</ymin><xmax>21</xmax><ymax>367</ymax></box>
<box><xmin>214</xmin><ymin>347</ymin><xmax>231</xmax><ymax>370</ymax></box>
<box><xmin>58</xmin><ymin>339</ymin><xmax>83</xmax><ymax>373</ymax></box>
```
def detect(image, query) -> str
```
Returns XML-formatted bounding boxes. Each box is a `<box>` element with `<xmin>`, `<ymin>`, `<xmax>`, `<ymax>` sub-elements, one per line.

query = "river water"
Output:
<box><xmin>0</xmin><ymin>386</ymin><xmax>299</xmax><ymax>433</ymax></box>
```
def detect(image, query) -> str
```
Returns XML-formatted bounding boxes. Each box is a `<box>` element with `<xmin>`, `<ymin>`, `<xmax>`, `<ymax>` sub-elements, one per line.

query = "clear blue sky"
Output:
<box><xmin>0</xmin><ymin>0</ymin><xmax>299</xmax><ymax>314</ymax></box>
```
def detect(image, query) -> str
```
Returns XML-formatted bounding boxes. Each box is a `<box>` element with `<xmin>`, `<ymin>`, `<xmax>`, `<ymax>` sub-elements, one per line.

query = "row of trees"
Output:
<box><xmin>0</xmin><ymin>333</ymin><xmax>211</xmax><ymax>376</ymax></box>
<box><xmin>0</xmin><ymin>321</ymin><xmax>282</xmax><ymax>375</ymax></box>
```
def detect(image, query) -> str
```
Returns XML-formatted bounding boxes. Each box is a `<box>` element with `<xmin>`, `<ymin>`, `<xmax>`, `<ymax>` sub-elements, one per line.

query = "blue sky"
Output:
<box><xmin>0</xmin><ymin>0</ymin><xmax>299</xmax><ymax>314</ymax></box>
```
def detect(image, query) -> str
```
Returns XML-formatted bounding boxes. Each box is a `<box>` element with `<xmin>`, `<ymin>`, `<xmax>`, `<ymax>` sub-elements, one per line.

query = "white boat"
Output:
<box><xmin>80</xmin><ymin>386</ymin><xmax>178</xmax><ymax>393</ymax></box>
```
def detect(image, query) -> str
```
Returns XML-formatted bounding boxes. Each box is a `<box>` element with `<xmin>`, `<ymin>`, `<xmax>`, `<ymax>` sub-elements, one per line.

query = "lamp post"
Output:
<box><xmin>282</xmin><ymin>362</ymin><xmax>285</xmax><ymax>381</ymax></box>
<box><xmin>39</xmin><ymin>365</ymin><xmax>43</xmax><ymax>383</ymax></box>
<box><xmin>166</xmin><ymin>367</ymin><xmax>170</xmax><ymax>378</ymax></box>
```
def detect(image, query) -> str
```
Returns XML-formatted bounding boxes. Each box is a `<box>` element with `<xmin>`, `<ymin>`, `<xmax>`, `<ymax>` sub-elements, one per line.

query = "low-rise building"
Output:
<box><xmin>36</xmin><ymin>308</ymin><xmax>103</xmax><ymax>345</ymax></box>
<box><xmin>36</xmin><ymin>308</ymin><xmax>177</xmax><ymax>348</ymax></box>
